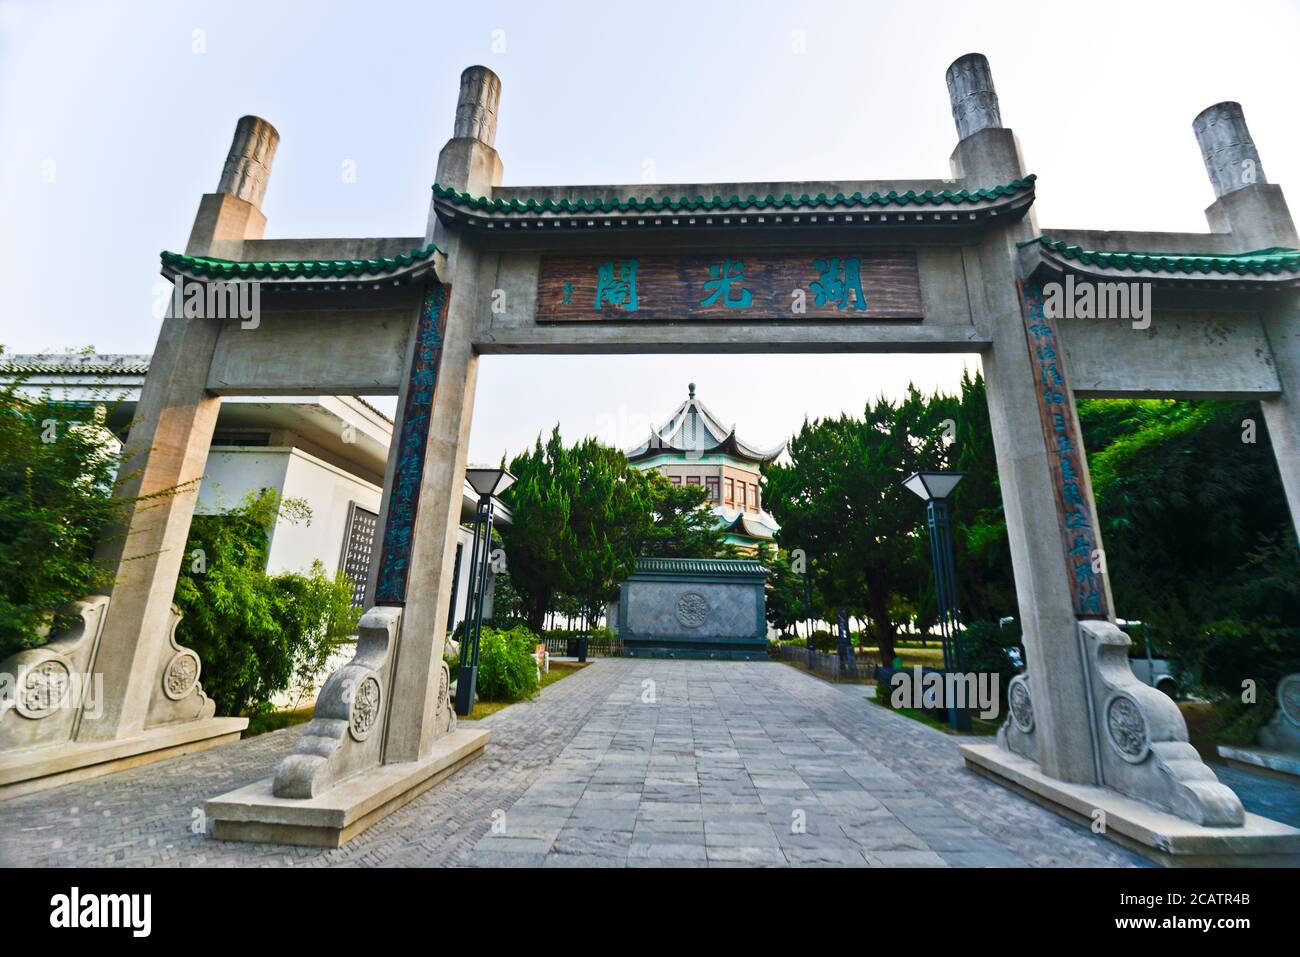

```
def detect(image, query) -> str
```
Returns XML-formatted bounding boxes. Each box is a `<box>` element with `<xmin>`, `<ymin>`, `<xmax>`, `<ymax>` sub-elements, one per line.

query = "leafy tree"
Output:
<box><xmin>501</xmin><ymin>428</ymin><xmax>652</xmax><ymax>632</ymax></box>
<box><xmin>764</xmin><ymin>385</ymin><xmax>950</xmax><ymax>663</ymax></box>
<box><xmin>0</xmin><ymin>371</ymin><xmax>180</xmax><ymax>660</ymax></box>
<box><xmin>487</xmin><ymin>564</ymin><xmax>525</xmax><ymax>622</ymax></box>
<box><xmin>757</xmin><ymin>542</ymin><xmax>807</xmax><ymax>638</ymax></box>
<box><xmin>557</xmin><ymin>436</ymin><xmax>652</xmax><ymax>628</ymax></box>
<box><xmin>637</xmin><ymin>470</ymin><xmax>728</xmax><ymax>558</ymax></box>
<box><xmin>499</xmin><ymin>427</ymin><xmax>571</xmax><ymax>632</ymax></box>
<box><xmin>1077</xmin><ymin>398</ymin><xmax>1299</xmax><ymax>696</ymax></box>
<box><xmin>944</xmin><ymin>370</ymin><xmax>1016</xmax><ymax>623</ymax></box>
<box><xmin>174</xmin><ymin>490</ymin><xmax>359</xmax><ymax>717</ymax></box>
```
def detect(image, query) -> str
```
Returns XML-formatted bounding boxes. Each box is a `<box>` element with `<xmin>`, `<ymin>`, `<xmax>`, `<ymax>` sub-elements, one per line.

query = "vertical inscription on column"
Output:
<box><xmin>374</xmin><ymin>282</ymin><xmax>448</xmax><ymax>605</ymax></box>
<box><xmin>1017</xmin><ymin>278</ymin><xmax>1109</xmax><ymax>619</ymax></box>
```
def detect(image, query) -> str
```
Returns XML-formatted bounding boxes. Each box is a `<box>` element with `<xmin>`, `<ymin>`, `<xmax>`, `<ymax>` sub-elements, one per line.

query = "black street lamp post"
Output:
<box><xmin>455</xmin><ymin>467</ymin><xmax>515</xmax><ymax>717</ymax></box>
<box><xmin>902</xmin><ymin>470</ymin><xmax>970</xmax><ymax>732</ymax></box>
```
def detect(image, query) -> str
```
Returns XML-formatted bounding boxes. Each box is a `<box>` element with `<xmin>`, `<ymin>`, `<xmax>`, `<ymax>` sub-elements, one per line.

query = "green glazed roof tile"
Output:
<box><xmin>634</xmin><ymin>557</ymin><xmax>768</xmax><ymax>576</ymax></box>
<box><xmin>160</xmin><ymin>243</ymin><xmax>441</xmax><ymax>280</ymax></box>
<box><xmin>1020</xmin><ymin>237</ymin><xmax>1300</xmax><ymax>276</ymax></box>
<box><xmin>432</xmin><ymin>175</ymin><xmax>1036</xmax><ymax>216</ymax></box>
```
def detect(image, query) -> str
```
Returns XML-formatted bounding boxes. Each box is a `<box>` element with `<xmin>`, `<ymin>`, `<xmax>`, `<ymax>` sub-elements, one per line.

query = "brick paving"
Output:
<box><xmin>0</xmin><ymin>659</ymin><xmax>1148</xmax><ymax>868</ymax></box>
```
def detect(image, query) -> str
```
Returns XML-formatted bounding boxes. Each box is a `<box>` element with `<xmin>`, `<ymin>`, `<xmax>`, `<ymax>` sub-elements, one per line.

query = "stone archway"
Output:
<box><xmin>4</xmin><ymin>56</ymin><xmax>1298</xmax><ymax>860</ymax></box>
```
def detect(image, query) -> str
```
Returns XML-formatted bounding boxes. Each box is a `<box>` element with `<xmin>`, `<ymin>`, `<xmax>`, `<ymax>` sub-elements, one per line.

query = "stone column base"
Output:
<box><xmin>0</xmin><ymin>717</ymin><xmax>247</xmax><ymax>800</ymax></box>
<box><xmin>962</xmin><ymin>743</ymin><xmax>1300</xmax><ymax>866</ymax></box>
<box><xmin>206</xmin><ymin>727</ymin><xmax>489</xmax><ymax>848</ymax></box>
<box><xmin>1217</xmin><ymin>745</ymin><xmax>1300</xmax><ymax>782</ymax></box>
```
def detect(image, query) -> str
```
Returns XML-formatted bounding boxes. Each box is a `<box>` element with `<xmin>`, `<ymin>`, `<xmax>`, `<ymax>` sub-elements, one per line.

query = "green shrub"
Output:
<box><xmin>174</xmin><ymin>490</ymin><xmax>360</xmax><ymax>717</ymax></box>
<box><xmin>809</xmin><ymin>630</ymin><xmax>838</xmax><ymax>652</ymax></box>
<box><xmin>1211</xmin><ymin>689</ymin><xmax>1278</xmax><ymax>746</ymax></box>
<box><xmin>485</xmin><ymin>614</ymin><xmax>529</xmax><ymax>632</ymax></box>
<box><xmin>475</xmin><ymin>625</ymin><xmax>540</xmax><ymax>702</ymax></box>
<box><xmin>874</xmin><ymin>677</ymin><xmax>893</xmax><ymax>706</ymax></box>
<box><xmin>1186</xmin><ymin>617</ymin><xmax>1300</xmax><ymax>700</ymax></box>
<box><xmin>959</xmin><ymin>619</ymin><xmax>1020</xmax><ymax>711</ymax></box>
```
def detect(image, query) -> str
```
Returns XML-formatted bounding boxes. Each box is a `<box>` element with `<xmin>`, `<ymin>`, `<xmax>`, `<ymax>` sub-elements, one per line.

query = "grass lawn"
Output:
<box><xmin>860</xmin><ymin>646</ymin><xmax>947</xmax><ymax>668</ymax></box>
<box><xmin>866</xmin><ymin>696</ymin><xmax>1001</xmax><ymax>736</ymax></box>
<box><xmin>243</xmin><ymin>706</ymin><xmax>315</xmax><ymax>738</ymax></box>
<box><xmin>781</xmin><ymin>644</ymin><xmax>946</xmax><ymax>669</ymax></box>
<box><xmin>460</xmin><ymin>660</ymin><xmax>588</xmax><ymax>721</ymax></box>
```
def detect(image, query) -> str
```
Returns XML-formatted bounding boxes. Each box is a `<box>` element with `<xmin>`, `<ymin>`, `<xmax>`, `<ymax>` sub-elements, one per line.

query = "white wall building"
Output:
<box><xmin>2</xmin><ymin>354</ymin><xmax>502</xmax><ymax>702</ymax></box>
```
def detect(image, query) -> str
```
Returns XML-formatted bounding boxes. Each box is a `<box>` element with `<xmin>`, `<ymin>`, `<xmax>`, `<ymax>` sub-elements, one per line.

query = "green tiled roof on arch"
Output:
<box><xmin>159</xmin><ymin>243</ymin><xmax>442</xmax><ymax>281</ymax></box>
<box><xmin>431</xmin><ymin>175</ymin><xmax>1037</xmax><ymax>215</ymax></box>
<box><xmin>1019</xmin><ymin>237</ymin><xmax>1300</xmax><ymax>277</ymax></box>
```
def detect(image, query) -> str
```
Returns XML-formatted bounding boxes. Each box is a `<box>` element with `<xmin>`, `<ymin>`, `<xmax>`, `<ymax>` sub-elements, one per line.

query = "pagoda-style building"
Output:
<box><xmin>627</xmin><ymin>384</ymin><xmax>784</xmax><ymax>551</ymax></box>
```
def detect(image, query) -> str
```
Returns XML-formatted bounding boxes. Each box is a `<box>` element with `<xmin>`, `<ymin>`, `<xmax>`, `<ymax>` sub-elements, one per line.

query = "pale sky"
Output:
<box><xmin>3</xmin><ymin>0</ymin><xmax>1296</xmax><ymax>462</ymax></box>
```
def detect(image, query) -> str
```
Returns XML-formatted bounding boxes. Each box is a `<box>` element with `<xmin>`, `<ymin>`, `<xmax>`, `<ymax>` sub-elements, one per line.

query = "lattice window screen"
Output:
<box><xmin>339</xmin><ymin>502</ymin><xmax>379</xmax><ymax>608</ymax></box>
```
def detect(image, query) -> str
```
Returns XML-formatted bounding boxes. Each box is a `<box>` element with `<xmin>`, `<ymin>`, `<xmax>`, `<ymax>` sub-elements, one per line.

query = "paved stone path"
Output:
<box><xmin>1</xmin><ymin>659</ymin><xmax>1149</xmax><ymax>868</ymax></box>
<box><xmin>465</xmin><ymin>660</ymin><xmax>1144</xmax><ymax>867</ymax></box>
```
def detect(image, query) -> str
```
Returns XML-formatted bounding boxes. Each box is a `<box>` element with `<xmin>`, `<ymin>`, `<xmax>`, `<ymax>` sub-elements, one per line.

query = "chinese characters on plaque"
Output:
<box><xmin>536</xmin><ymin>251</ymin><xmax>922</xmax><ymax>321</ymax></box>
<box><xmin>1018</xmin><ymin>278</ymin><xmax>1109</xmax><ymax>619</ymax></box>
<box><xmin>374</xmin><ymin>282</ymin><xmax>448</xmax><ymax>605</ymax></box>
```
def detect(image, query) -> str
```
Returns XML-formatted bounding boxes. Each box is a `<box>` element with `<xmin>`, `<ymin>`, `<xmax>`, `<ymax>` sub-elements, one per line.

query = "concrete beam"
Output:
<box><xmin>206</xmin><ymin>288</ymin><xmax>422</xmax><ymax>394</ymax></box>
<box><xmin>1061</xmin><ymin>310</ymin><xmax>1281</xmax><ymax>398</ymax></box>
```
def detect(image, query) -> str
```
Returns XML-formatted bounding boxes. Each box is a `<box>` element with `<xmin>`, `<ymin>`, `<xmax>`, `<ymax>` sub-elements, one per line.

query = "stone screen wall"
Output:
<box><xmin>620</xmin><ymin>564</ymin><xmax>767</xmax><ymax>660</ymax></box>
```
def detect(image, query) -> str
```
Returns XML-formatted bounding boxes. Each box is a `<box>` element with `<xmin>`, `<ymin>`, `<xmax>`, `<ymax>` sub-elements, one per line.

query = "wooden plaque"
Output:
<box><xmin>536</xmin><ymin>250</ymin><xmax>922</xmax><ymax>322</ymax></box>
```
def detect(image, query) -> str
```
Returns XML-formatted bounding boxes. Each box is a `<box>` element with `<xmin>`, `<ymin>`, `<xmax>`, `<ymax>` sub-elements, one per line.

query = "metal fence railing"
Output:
<box><xmin>774</xmin><ymin>643</ymin><xmax>878</xmax><ymax>682</ymax></box>
<box><xmin>540</xmin><ymin>635</ymin><xmax>624</xmax><ymax>658</ymax></box>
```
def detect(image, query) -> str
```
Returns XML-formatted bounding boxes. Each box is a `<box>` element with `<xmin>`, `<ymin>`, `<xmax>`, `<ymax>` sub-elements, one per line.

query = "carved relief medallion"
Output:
<box><xmin>349</xmin><ymin>675</ymin><xmax>383</xmax><ymax>742</ymax></box>
<box><xmin>1104</xmin><ymin>693</ymin><xmax>1150</xmax><ymax>762</ymax></box>
<box><xmin>17</xmin><ymin>658</ymin><xmax>72</xmax><ymax>719</ymax></box>
<box><xmin>436</xmin><ymin>660</ymin><xmax>456</xmax><ymax>734</ymax></box>
<box><xmin>1278</xmin><ymin>674</ymin><xmax>1300</xmax><ymax>729</ymax></box>
<box><xmin>162</xmin><ymin>650</ymin><xmax>201</xmax><ymax>700</ymax></box>
<box><xmin>675</xmin><ymin>592</ymin><xmax>710</xmax><ymax>628</ymax></box>
<box><xmin>1007</xmin><ymin>674</ymin><xmax>1034</xmax><ymax>733</ymax></box>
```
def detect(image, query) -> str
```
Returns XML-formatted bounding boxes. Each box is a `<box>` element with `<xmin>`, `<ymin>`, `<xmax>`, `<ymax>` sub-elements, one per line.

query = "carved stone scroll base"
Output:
<box><xmin>962</xmin><ymin>743</ymin><xmax>1300</xmax><ymax>865</ymax></box>
<box><xmin>271</xmin><ymin>606</ymin><xmax>401</xmax><ymax>799</ymax></box>
<box><xmin>208</xmin><ymin>603</ymin><xmax>475</xmax><ymax>847</ymax></box>
<box><xmin>1217</xmin><ymin>672</ymin><xmax>1300</xmax><ymax>780</ymax></box>
<box><xmin>207</xmin><ymin>726</ymin><xmax>488</xmax><ymax>848</ymax></box>
<box><xmin>998</xmin><ymin>620</ymin><xmax>1244</xmax><ymax>826</ymax></box>
<box><xmin>0</xmin><ymin>596</ymin><xmax>242</xmax><ymax>799</ymax></box>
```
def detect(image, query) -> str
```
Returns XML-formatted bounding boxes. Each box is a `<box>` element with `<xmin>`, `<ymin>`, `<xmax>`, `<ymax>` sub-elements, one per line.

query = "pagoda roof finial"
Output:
<box><xmin>625</xmin><ymin>383</ymin><xmax>787</xmax><ymax>467</ymax></box>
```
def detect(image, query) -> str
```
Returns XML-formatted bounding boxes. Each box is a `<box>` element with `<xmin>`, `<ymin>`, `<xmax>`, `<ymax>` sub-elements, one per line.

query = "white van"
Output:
<box><xmin>1119</xmin><ymin>619</ymin><xmax>1179</xmax><ymax>698</ymax></box>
